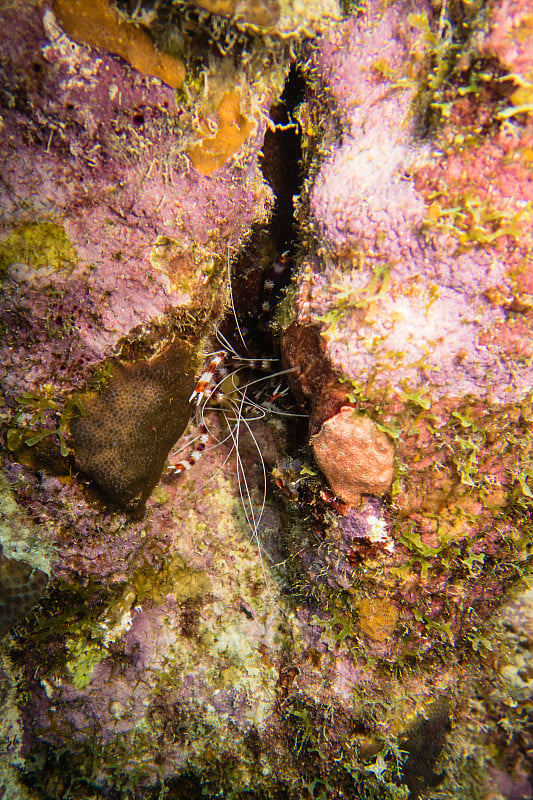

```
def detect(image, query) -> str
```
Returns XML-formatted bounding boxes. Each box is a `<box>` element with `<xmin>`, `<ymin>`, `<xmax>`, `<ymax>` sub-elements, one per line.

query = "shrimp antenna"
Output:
<box><xmin>223</xmin><ymin>385</ymin><xmax>281</xmax><ymax>608</ymax></box>
<box><xmin>227</xmin><ymin>242</ymin><xmax>248</xmax><ymax>353</ymax></box>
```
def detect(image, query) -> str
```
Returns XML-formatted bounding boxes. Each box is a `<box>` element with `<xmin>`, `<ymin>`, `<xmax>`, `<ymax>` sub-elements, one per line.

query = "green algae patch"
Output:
<box><xmin>60</xmin><ymin>585</ymin><xmax>138</xmax><ymax>690</ymax></box>
<box><xmin>149</xmin><ymin>236</ymin><xmax>222</xmax><ymax>295</ymax></box>
<box><xmin>131</xmin><ymin>555</ymin><xmax>211</xmax><ymax>605</ymax></box>
<box><xmin>0</xmin><ymin>221</ymin><xmax>77</xmax><ymax>278</ymax></box>
<box><xmin>65</xmin><ymin>638</ymin><xmax>107</xmax><ymax>690</ymax></box>
<box><xmin>8</xmin><ymin>386</ymin><xmax>85</xmax><ymax>473</ymax></box>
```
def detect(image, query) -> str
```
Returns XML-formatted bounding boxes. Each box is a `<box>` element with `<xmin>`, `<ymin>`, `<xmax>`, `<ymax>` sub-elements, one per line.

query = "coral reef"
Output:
<box><xmin>278</xmin><ymin>0</ymin><xmax>533</xmax><ymax>654</ymax></box>
<box><xmin>276</xmin><ymin>0</ymin><xmax>533</xmax><ymax>794</ymax></box>
<box><xmin>1</xmin><ymin>0</ymin><xmax>533</xmax><ymax>797</ymax></box>
<box><xmin>0</xmin><ymin>0</ymin><xmax>278</xmax><ymax>488</ymax></box>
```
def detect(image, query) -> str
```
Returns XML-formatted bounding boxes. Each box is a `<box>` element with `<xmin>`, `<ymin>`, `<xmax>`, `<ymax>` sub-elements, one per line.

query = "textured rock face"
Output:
<box><xmin>278</xmin><ymin>0</ymin><xmax>533</xmax><ymax>793</ymax></box>
<box><xmin>0</xmin><ymin>0</ymin><xmax>274</xmax><ymax>393</ymax></box>
<box><xmin>282</xmin><ymin>0</ymin><xmax>533</xmax><ymax>656</ymax></box>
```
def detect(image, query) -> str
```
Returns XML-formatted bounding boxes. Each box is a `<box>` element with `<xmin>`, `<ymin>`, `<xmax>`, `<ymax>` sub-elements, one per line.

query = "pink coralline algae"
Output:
<box><xmin>0</xmin><ymin>0</ymin><xmax>275</xmax><ymax>514</ymax></box>
<box><xmin>277</xmin><ymin>0</ymin><xmax>533</xmax><ymax>791</ymax></box>
<box><xmin>0</xmin><ymin>2</ymin><xmax>272</xmax><ymax>405</ymax></box>
<box><xmin>298</xmin><ymin>0</ymin><xmax>533</xmax><ymax>404</ymax></box>
<box><xmin>480</xmin><ymin>0</ymin><xmax>533</xmax><ymax>77</ymax></box>
<box><xmin>277</xmin><ymin>0</ymin><xmax>533</xmax><ymax>641</ymax></box>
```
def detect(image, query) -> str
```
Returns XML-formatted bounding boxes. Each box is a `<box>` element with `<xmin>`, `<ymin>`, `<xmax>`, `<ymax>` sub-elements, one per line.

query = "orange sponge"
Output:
<box><xmin>53</xmin><ymin>0</ymin><xmax>185</xmax><ymax>89</ymax></box>
<box><xmin>187</xmin><ymin>91</ymin><xmax>254</xmax><ymax>176</ymax></box>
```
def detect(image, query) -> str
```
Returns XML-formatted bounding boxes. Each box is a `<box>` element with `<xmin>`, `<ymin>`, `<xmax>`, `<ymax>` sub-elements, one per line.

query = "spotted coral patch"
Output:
<box><xmin>0</xmin><ymin>550</ymin><xmax>48</xmax><ymax>637</ymax></box>
<box><xmin>70</xmin><ymin>340</ymin><xmax>198</xmax><ymax>514</ymax></box>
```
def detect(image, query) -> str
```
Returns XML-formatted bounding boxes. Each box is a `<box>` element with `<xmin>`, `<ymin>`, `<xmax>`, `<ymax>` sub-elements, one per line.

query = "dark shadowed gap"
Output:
<box><xmin>221</xmin><ymin>65</ymin><xmax>305</xmax><ymax>357</ymax></box>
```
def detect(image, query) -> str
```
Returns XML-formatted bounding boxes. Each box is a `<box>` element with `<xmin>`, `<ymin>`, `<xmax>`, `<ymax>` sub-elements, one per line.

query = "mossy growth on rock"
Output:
<box><xmin>0</xmin><ymin>221</ymin><xmax>77</xmax><ymax>278</ymax></box>
<box><xmin>283</xmin><ymin>374</ymin><xmax>533</xmax><ymax>663</ymax></box>
<box><xmin>276</xmin><ymin>312</ymin><xmax>533</xmax><ymax>662</ymax></box>
<box><xmin>70</xmin><ymin>339</ymin><xmax>199</xmax><ymax>514</ymax></box>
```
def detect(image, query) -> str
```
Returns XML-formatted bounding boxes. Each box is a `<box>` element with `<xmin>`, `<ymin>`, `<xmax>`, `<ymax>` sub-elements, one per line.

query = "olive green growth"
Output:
<box><xmin>0</xmin><ymin>221</ymin><xmax>77</xmax><ymax>277</ymax></box>
<box><xmin>9</xmin><ymin>385</ymin><xmax>85</xmax><ymax>459</ymax></box>
<box><xmin>131</xmin><ymin>554</ymin><xmax>211</xmax><ymax>605</ymax></box>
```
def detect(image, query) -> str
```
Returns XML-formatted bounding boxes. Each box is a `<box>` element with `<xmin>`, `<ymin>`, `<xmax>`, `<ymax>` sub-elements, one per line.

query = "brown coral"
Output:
<box><xmin>53</xmin><ymin>0</ymin><xmax>185</xmax><ymax>88</ymax></box>
<box><xmin>70</xmin><ymin>341</ymin><xmax>198</xmax><ymax>514</ymax></box>
<box><xmin>0</xmin><ymin>548</ymin><xmax>48</xmax><ymax>637</ymax></box>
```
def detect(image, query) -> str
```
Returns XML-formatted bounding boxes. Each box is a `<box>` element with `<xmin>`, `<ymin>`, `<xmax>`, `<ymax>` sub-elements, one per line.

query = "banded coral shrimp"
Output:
<box><xmin>164</xmin><ymin>256</ymin><xmax>306</xmax><ymax>596</ymax></box>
